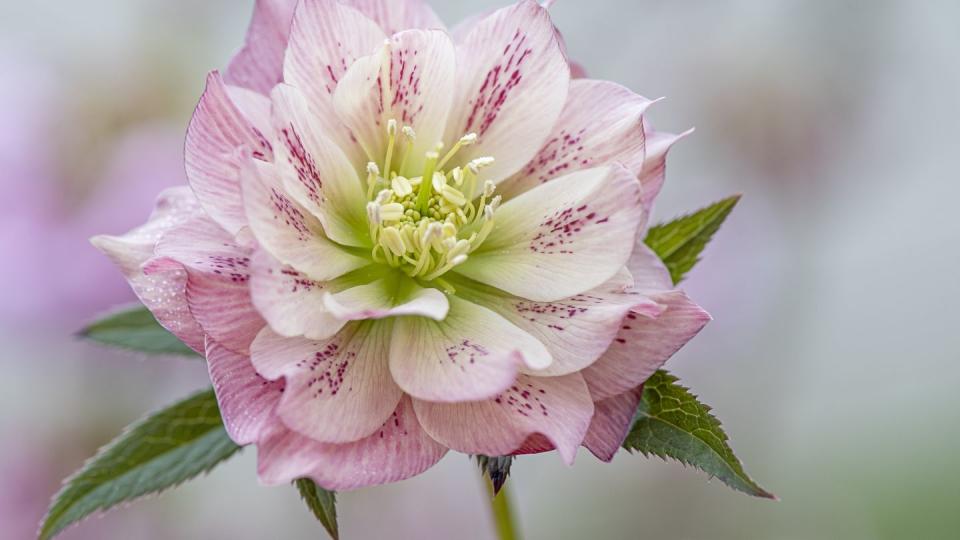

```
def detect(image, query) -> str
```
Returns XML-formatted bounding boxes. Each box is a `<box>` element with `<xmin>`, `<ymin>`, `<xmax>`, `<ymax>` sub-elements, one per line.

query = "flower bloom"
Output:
<box><xmin>94</xmin><ymin>0</ymin><xmax>710</xmax><ymax>490</ymax></box>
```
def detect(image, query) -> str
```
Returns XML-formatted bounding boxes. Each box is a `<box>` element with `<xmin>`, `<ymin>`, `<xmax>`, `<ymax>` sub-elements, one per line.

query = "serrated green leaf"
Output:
<box><xmin>294</xmin><ymin>479</ymin><xmax>339</xmax><ymax>540</ymax></box>
<box><xmin>79</xmin><ymin>304</ymin><xmax>198</xmax><ymax>356</ymax></box>
<box><xmin>644</xmin><ymin>195</ymin><xmax>741</xmax><ymax>285</ymax></box>
<box><xmin>474</xmin><ymin>455</ymin><xmax>514</xmax><ymax>496</ymax></box>
<box><xmin>39</xmin><ymin>390</ymin><xmax>241</xmax><ymax>539</ymax></box>
<box><xmin>623</xmin><ymin>370</ymin><xmax>774</xmax><ymax>499</ymax></box>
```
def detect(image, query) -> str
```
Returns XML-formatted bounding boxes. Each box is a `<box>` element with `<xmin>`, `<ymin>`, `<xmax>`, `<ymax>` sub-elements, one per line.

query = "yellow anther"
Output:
<box><xmin>380</xmin><ymin>226</ymin><xmax>407</xmax><ymax>257</ymax></box>
<box><xmin>379</xmin><ymin>202</ymin><xmax>405</xmax><ymax>222</ymax></box>
<box><xmin>391</xmin><ymin>176</ymin><xmax>413</xmax><ymax>197</ymax></box>
<box><xmin>441</xmin><ymin>185</ymin><xmax>466</xmax><ymax>207</ymax></box>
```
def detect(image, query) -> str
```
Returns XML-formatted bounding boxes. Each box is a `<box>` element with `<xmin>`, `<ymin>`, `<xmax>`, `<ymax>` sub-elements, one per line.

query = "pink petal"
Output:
<box><xmin>582</xmin><ymin>387</ymin><xmax>643</xmax><ymax>462</ymax></box>
<box><xmin>627</xmin><ymin>241</ymin><xmax>674</xmax><ymax>292</ymax></box>
<box><xmin>185</xmin><ymin>71</ymin><xmax>273</xmax><ymax>234</ymax></box>
<box><xmin>499</xmin><ymin>79</ymin><xmax>655</xmax><ymax>199</ymax></box>
<box><xmin>582</xmin><ymin>290</ymin><xmax>711</xmax><ymax>401</ymax></box>
<box><xmin>456</xmin><ymin>164</ymin><xmax>645</xmax><ymax>302</ymax></box>
<box><xmin>283</xmin><ymin>0</ymin><xmax>386</xmax><ymax>163</ymax></box>
<box><xmin>450</xmin><ymin>270</ymin><xmax>663</xmax><ymax>376</ymax></box>
<box><xmin>250</xmin><ymin>323</ymin><xmax>402</xmax><ymax>444</ymax></box>
<box><xmin>638</xmin><ymin>128</ymin><xmax>692</xmax><ymax>214</ymax></box>
<box><xmin>90</xmin><ymin>187</ymin><xmax>206</xmax><ymax>352</ymax></box>
<box><xmin>241</xmin><ymin>158</ymin><xmax>369</xmax><ymax>281</ymax></box>
<box><xmin>206</xmin><ymin>337</ymin><xmax>284</xmax><ymax>445</ymax></box>
<box><xmin>153</xmin><ymin>216</ymin><xmax>264</xmax><ymax>354</ymax></box>
<box><xmin>332</xmin><ymin>29</ymin><xmax>456</xmax><ymax>174</ymax></box>
<box><xmin>445</xmin><ymin>0</ymin><xmax>570</xmax><ymax>185</ymax></box>
<box><xmin>344</xmin><ymin>0</ymin><xmax>445</xmax><ymax>35</ymax></box>
<box><xmin>271</xmin><ymin>84</ymin><xmax>371</xmax><ymax>247</ymax></box>
<box><xmin>389</xmin><ymin>296</ymin><xmax>551</xmax><ymax>402</ymax></box>
<box><xmin>257</xmin><ymin>395</ymin><xmax>448</xmax><ymax>490</ymax></box>
<box><xmin>224</xmin><ymin>0</ymin><xmax>297</xmax><ymax>95</ymax></box>
<box><xmin>413</xmin><ymin>373</ymin><xmax>594</xmax><ymax>465</ymax></box>
<box><xmin>248</xmin><ymin>249</ymin><xmax>348</xmax><ymax>341</ymax></box>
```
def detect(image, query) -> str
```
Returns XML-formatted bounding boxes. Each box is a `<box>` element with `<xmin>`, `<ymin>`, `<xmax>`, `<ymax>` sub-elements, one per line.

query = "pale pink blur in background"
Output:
<box><xmin>1</xmin><ymin>1</ymin><xmax>958</xmax><ymax>539</ymax></box>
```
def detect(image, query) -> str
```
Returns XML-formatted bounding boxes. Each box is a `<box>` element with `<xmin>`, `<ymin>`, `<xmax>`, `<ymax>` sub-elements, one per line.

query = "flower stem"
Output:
<box><xmin>485</xmin><ymin>478</ymin><xmax>521</xmax><ymax>540</ymax></box>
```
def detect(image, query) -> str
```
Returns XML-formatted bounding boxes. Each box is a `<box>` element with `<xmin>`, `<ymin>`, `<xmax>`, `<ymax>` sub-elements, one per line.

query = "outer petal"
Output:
<box><xmin>627</xmin><ymin>241</ymin><xmax>673</xmax><ymax>292</ymax></box>
<box><xmin>185</xmin><ymin>71</ymin><xmax>273</xmax><ymax>234</ymax></box>
<box><xmin>283</xmin><ymin>0</ymin><xmax>386</xmax><ymax>162</ymax></box>
<box><xmin>225</xmin><ymin>0</ymin><xmax>297</xmax><ymax>94</ymax></box>
<box><xmin>333</xmin><ymin>29</ymin><xmax>456</xmax><ymax>174</ymax></box>
<box><xmin>90</xmin><ymin>187</ymin><xmax>205</xmax><ymax>352</ymax></box>
<box><xmin>449</xmin><ymin>270</ymin><xmax>662</xmax><ymax>376</ymax></box>
<box><xmin>241</xmin><ymin>158</ymin><xmax>370</xmax><ymax>281</ymax></box>
<box><xmin>257</xmin><ymin>396</ymin><xmax>448</xmax><ymax>490</ymax></box>
<box><xmin>344</xmin><ymin>0</ymin><xmax>445</xmax><ymax>35</ymax></box>
<box><xmin>152</xmin><ymin>216</ymin><xmax>264</xmax><ymax>354</ymax></box>
<box><xmin>456</xmin><ymin>164</ymin><xmax>644</xmax><ymax>302</ymax></box>
<box><xmin>324</xmin><ymin>275</ymin><xmax>449</xmax><ymax>322</ymax></box>
<box><xmin>583</xmin><ymin>290</ymin><xmax>711</xmax><ymax>401</ymax></box>
<box><xmin>248</xmin><ymin>249</ymin><xmax>348</xmax><ymax>341</ymax></box>
<box><xmin>250</xmin><ymin>322</ymin><xmax>403</xmax><ymax>444</ymax></box>
<box><xmin>582</xmin><ymin>387</ymin><xmax>643</xmax><ymax>462</ymax></box>
<box><xmin>413</xmin><ymin>373</ymin><xmax>594</xmax><ymax>464</ymax></box>
<box><xmin>389</xmin><ymin>296</ymin><xmax>551</xmax><ymax>402</ymax></box>
<box><xmin>445</xmin><ymin>0</ymin><xmax>569</xmax><ymax>185</ymax></box>
<box><xmin>638</xmin><ymin>128</ymin><xmax>692</xmax><ymax>213</ymax></box>
<box><xmin>499</xmin><ymin>79</ymin><xmax>655</xmax><ymax>199</ymax></box>
<box><xmin>206</xmin><ymin>338</ymin><xmax>284</xmax><ymax>445</ymax></box>
<box><xmin>271</xmin><ymin>84</ymin><xmax>371</xmax><ymax>247</ymax></box>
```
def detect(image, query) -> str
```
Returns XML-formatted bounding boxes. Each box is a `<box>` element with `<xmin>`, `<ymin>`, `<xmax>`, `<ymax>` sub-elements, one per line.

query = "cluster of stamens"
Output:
<box><xmin>365</xmin><ymin>119</ymin><xmax>500</xmax><ymax>284</ymax></box>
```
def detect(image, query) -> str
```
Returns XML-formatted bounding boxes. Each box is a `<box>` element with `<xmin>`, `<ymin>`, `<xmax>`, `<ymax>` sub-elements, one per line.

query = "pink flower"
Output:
<box><xmin>93</xmin><ymin>0</ymin><xmax>709</xmax><ymax>490</ymax></box>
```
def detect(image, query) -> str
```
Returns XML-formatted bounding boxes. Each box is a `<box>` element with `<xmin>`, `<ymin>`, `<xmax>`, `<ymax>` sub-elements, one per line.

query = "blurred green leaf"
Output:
<box><xmin>78</xmin><ymin>304</ymin><xmax>197</xmax><ymax>356</ymax></box>
<box><xmin>644</xmin><ymin>195</ymin><xmax>741</xmax><ymax>284</ymax></box>
<box><xmin>475</xmin><ymin>455</ymin><xmax>514</xmax><ymax>496</ymax></box>
<box><xmin>623</xmin><ymin>371</ymin><xmax>774</xmax><ymax>499</ymax></box>
<box><xmin>294</xmin><ymin>479</ymin><xmax>339</xmax><ymax>540</ymax></box>
<box><xmin>39</xmin><ymin>390</ymin><xmax>241</xmax><ymax>540</ymax></box>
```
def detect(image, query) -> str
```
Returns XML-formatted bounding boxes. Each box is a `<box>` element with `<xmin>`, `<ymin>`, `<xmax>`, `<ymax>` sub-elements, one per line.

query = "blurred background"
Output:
<box><xmin>1</xmin><ymin>0</ymin><xmax>958</xmax><ymax>538</ymax></box>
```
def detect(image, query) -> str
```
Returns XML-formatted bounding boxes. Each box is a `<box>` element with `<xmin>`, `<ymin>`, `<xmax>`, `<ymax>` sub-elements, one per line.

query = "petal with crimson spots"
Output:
<box><xmin>444</xmin><ymin>0</ymin><xmax>569</xmax><ymax>185</ymax></box>
<box><xmin>186</xmin><ymin>71</ymin><xmax>273</xmax><ymax>234</ymax></box>
<box><xmin>414</xmin><ymin>373</ymin><xmax>594</xmax><ymax>465</ymax></box>
<box><xmin>250</xmin><ymin>322</ymin><xmax>402</xmax><ymax>444</ymax></box>
<box><xmin>344</xmin><ymin>0</ymin><xmax>445</xmax><ymax>35</ymax></box>
<box><xmin>583</xmin><ymin>290</ymin><xmax>711</xmax><ymax>401</ymax></box>
<box><xmin>457</xmin><ymin>164</ymin><xmax>645</xmax><ymax>302</ymax></box>
<box><xmin>224</xmin><ymin>0</ymin><xmax>297</xmax><ymax>95</ymax></box>
<box><xmin>257</xmin><ymin>396</ymin><xmax>448</xmax><ymax>490</ymax></box>
<box><xmin>389</xmin><ymin>296</ymin><xmax>550</xmax><ymax>402</ymax></box>
<box><xmin>582</xmin><ymin>387</ymin><xmax>644</xmax><ymax>462</ymax></box>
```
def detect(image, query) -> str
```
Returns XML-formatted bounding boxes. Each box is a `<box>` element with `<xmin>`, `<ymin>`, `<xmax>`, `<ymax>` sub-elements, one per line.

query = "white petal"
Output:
<box><xmin>324</xmin><ymin>274</ymin><xmax>449</xmax><ymax>321</ymax></box>
<box><xmin>456</xmin><ymin>164</ymin><xmax>645</xmax><ymax>302</ymax></box>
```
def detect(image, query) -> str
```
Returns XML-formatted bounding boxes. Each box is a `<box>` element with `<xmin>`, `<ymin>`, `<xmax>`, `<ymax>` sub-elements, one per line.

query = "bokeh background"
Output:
<box><xmin>2</xmin><ymin>0</ymin><xmax>958</xmax><ymax>538</ymax></box>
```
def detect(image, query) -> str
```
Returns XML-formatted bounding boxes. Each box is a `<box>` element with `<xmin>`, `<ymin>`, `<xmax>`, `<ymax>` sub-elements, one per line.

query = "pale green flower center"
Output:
<box><xmin>365</xmin><ymin>119</ymin><xmax>499</xmax><ymax>286</ymax></box>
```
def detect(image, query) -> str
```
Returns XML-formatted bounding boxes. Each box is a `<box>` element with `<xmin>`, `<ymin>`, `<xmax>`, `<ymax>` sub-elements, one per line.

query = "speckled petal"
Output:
<box><xmin>206</xmin><ymin>338</ymin><xmax>285</xmax><ymax>445</ymax></box>
<box><xmin>344</xmin><ymin>0</ymin><xmax>445</xmax><ymax>35</ymax></box>
<box><xmin>582</xmin><ymin>387</ymin><xmax>644</xmax><ymax>462</ymax></box>
<box><xmin>225</xmin><ymin>0</ymin><xmax>297</xmax><ymax>95</ymax></box>
<box><xmin>413</xmin><ymin>372</ymin><xmax>594</xmax><ymax>465</ymax></box>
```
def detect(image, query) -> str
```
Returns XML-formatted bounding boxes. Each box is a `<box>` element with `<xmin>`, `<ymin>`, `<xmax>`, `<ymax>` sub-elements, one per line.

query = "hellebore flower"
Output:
<box><xmin>93</xmin><ymin>0</ymin><xmax>709</xmax><ymax>490</ymax></box>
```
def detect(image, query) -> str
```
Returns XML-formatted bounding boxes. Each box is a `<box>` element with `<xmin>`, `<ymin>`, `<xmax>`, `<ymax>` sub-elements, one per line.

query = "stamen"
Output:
<box><xmin>366</xmin><ymin>162</ymin><xmax>380</xmax><ymax>199</ymax></box>
<box><xmin>437</xmin><ymin>132</ymin><xmax>478</xmax><ymax>170</ymax></box>
<box><xmin>383</xmin><ymin>119</ymin><xmax>398</xmax><ymax>178</ymax></box>
<box><xmin>391</xmin><ymin>176</ymin><xmax>413</xmax><ymax>197</ymax></box>
<box><xmin>415</xmin><ymin>151</ymin><xmax>439</xmax><ymax>212</ymax></box>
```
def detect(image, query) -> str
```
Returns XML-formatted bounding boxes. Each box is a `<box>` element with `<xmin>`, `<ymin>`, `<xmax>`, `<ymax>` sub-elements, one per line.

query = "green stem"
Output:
<box><xmin>486</xmin><ymin>478</ymin><xmax>521</xmax><ymax>540</ymax></box>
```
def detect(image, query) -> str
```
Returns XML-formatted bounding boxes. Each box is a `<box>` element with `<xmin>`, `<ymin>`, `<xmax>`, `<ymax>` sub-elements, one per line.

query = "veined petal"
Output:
<box><xmin>389</xmin><ymin>296</ymin><xmax>550</xmax><ymax>402</ymax></box>
<box><xmin>206</xmin><ymin>338</ymin><xmax>284</xmax><ymax>445</ymax></box>
<box><xmin>257</xmin><ymin>396</ymin><xmax>448</xmax><ymax>490</ymax></box>
<box><xmin>332</xmin><ymin>29</ymin><xmax>456</xmax><ymax>174</ymax></box>
<box><xmin>638</xmin><ymin>128</ymin><xmax>691</xmax><ymax>214</ymax></box>
<box><xmin>283</xmin><ymin>0</ymin><xmax>385</xmax><ymax>163</ymax></box>
<box><xmin>185</xmin><ymin>71</ymin><xmax>273</xmax><ymax>234</ymax></box>
<box><xmin>153</xmin><ymin>216</ymin><xmax>264</xmax><ymax>354</ymax></box>
<box><xmin>324</xmin><ymin>274</ymin><xmax>449</xmax><ymax>321</ymax></box>
<box><xmin>271</xmin><ymin>84</ymin><xmax>371</xmax><ymax>247</ymax></box>
<box><xmin>449</xmin><ymin>270</ymin><xmax>662</xmax><ymax>376</ymax></box>
<box><xmin>249</xmin><ymin>249</ymin><xmax>348</xmax><ymax>341</ymax></box>
<box><xmin>627</xmin><ymin>242</ymin><xmax>673</xmax><ymax>293</ymax></box>
<box><xmin>250</xmin><ymin>322</ymin><xmax>402</xmax><ymax>444</ymax></box>
<box><xmin>241</xmin><ymin>157</ymin><xmax>369</xmax><ymax>281</ymax></box>
<box><xmin>583</xmin><ymin>290</ymin><xmax>711</xmax><ymax>401</ymax></box>
<box><xmin>445</xmin><ymin>0</ymin><xmax>569</xmax><ymax>185</ymax></box>
<box><xmin>457</xmin><ymin>164</ymin><xmax>645</xmax><ymax>302</ymax></box>
<box><xmin>582</xmin><ymin>387</ymin><xmax>644</xmax><ymax>462</ymax></box>
<box><xmin>90</xmin><ymin>187</ymin><xmax>206</xmax><ymax>352</ymax></box>
<box><xmin>499</xmin><ymin>79</ymin><xmax>655</xmax><ymax>199</ymax></box>
<box><xmin>225</xmin><ymin>0</ymin><xmax>297</xmax><ymax>95</ymax></box>
<box><xmin>413</xmin><ymin>373</ymin><xmax>594</xmax><ymax>465</ymax></box>
<box><xmin>344</xmin><ymin>0</ymin><xmax>445</xmax><ymax>35</ymax></box>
